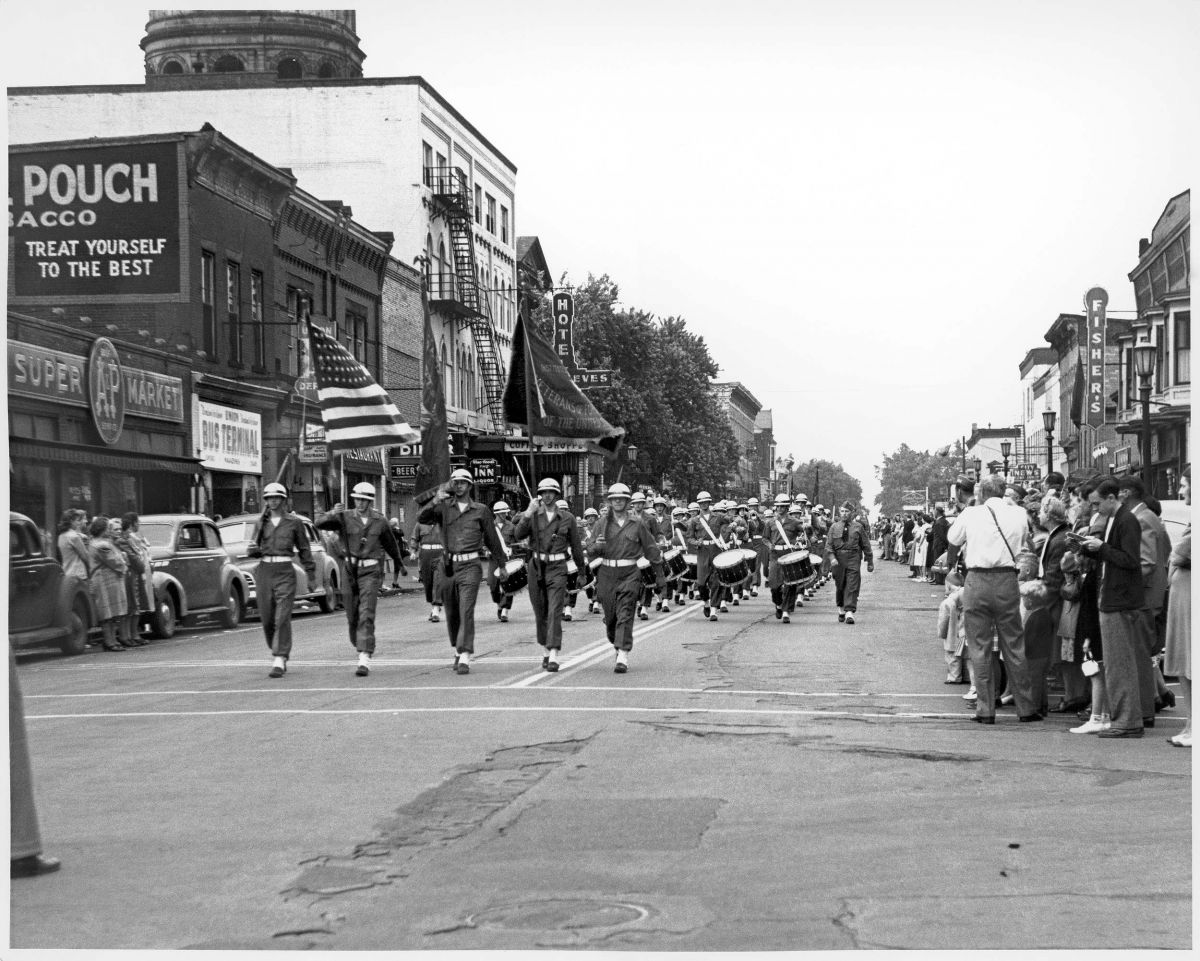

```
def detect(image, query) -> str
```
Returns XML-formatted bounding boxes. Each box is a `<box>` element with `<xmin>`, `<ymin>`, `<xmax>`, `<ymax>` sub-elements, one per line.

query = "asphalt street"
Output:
<box><xmin>10</xmin><ymin>555</ymin><xmax>1191</xmax><ymax>950</ymax></box>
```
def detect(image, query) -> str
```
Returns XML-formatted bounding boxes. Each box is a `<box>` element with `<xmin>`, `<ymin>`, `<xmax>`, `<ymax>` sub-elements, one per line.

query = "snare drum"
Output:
<box><xmin>636</xmin><ymin>556</ymin><xmax>658</xmax><ymax>588</ymax></box>
<box><xmin>565</xmin><ymin>559</ymin><xmax>580</xmax><ymax>593</ymax></box>
<box><xmin>661</xmin><ymin>547</ymin><xmax>687</xmax><ymax>582</ymax></box>
<box><xmin>501</xmin><ymin>557</ymin><xmax>529</xmax><ymax>595</ymax></box>
<box><xmin>713</xmin><ymin>549</ymin><xmax>750</xmax><ymax>587</ymax></box>
<box><xmin>778</xmin><ymin>550</ymin><xmax>815</xmax><ymax>586</ymax></box>
<box><xmin>738</xmin><ymin>547</ymin><xmax>759</xmax><ymax>575</ymax></box>
<box><xmin>683</xmin><ymin>553</ymin><xmax>698</xmax><ymax>583</ymax></box>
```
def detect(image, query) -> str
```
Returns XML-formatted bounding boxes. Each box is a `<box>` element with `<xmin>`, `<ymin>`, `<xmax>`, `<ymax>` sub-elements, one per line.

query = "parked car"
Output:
<box><xmin>216</xmin><ymin>513</ymin><xmax>341</xmax><ymax>615</ymax></box>
<box><xmin>137</xmin><ymin>514</ymin><xmax>246</xmax><ymax>637</ymax></box>
<box><xmin>9</xmin><ymin>512</ymin><xmax>95</xmax><ymax>655</ymax></box>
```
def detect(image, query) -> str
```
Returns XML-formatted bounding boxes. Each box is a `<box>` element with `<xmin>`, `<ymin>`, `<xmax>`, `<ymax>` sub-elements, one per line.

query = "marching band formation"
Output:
<box><xmin>416</xmin><ymin>469</ymin><xmax>876</xmax><ymax>675</ymax></box>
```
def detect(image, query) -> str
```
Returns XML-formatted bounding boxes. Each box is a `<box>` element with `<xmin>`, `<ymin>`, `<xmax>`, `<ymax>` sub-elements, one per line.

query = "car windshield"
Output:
<box><xmin>139</xmin><ymin>522</ymin><xmax>178</xmax><ymax>549</ymax></box>
<box><xmin>217</xmin><ymin>522</ymin><xmax>254</xmax><ymax>548</ymax></box>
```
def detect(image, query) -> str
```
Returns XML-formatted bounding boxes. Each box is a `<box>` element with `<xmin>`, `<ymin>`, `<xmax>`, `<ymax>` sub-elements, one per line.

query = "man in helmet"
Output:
<box><xmin>410</xmin><ymin>510</ymin><xmax>445</xmax><ymax>623</ymax></box>
<box><xmin>746</xmin><ymin>497</ymin><xmax>767</xmax><ymax>598</ymax></box>
<box><xmin>249</xmin><ymin>482</ymin><xmax>316</xmax><ymax>678</ymax></box>
<box><xmin>763</xmin><ymin>493</ymin><xmax>808</xmax><ymax>623</ymax></box>
<box><xmin>579</xmin><ymin>507</ymin><xmax>601</xmax><ymax>614</ymax></box>
<box><xmin>515</xmin><ymin>479</ymin><xmax>586</xmax><ymax>671</ymax></box>
<box><xmin>487</xmin><ymin>501</ymin><xmax>519</xmax><ymax>623</ymax></box>
<box><xmin>585</xmin><ymin>483</ymin><xmax>662</xmax><ymax>673</ymax></box>
<box><xmin>686</xmin><ymin>491</ymin><xmax>732</xmax><ymax>621</ymax></box>
<box><xmin>316</xmin><ymin>481</ymin><xmax>402</xmax><ymax>677</ymax></box>
<box><xmin>826</xmin><ymin>499</ymin><xmax>874</xmax><ymax>625</ymax></box>
<box><xmin>418</xmin><ymin>468</ymin><xmax>507</xmax><ymax>674</ymax></box>
<box><xmin>667</xmin><ymin>505</ymin><xmax>692</xmax><ymax>607</ymax></box>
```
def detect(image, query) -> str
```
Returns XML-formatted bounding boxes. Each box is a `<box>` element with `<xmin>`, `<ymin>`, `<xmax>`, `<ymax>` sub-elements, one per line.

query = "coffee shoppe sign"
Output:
<box><xmin>8</xmin><ymin>337</ymin><xmax>185</xmax><ymax>444</ymax></box>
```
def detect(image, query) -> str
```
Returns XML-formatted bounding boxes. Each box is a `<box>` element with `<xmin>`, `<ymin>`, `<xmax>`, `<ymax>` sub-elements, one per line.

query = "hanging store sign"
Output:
<box><xmin>192</xmin><ymin>398</ymin><xmax>262</xmax><ymax>473</ymax></box>
<box><xmin>9</xmin><ymin>139</ymin><xmax>183</xmax><ymax>299</ymax></box>
<box><xmin>552</xmin><ymin>292</ymin><xmax>612</xmax><ymax>389</ymax></box>
<box><xmin>8</xmin><ymin>339</ymin><xmax>184</xmax><ymax>423</ymax></box>
<box><xmin>87</xmin><ymin>337</ymin><xmax>126</xmax><ymax>444</ymax></box>
<box><xmin>1083</xmin><ymin>286</ymin><xmax>1107</xmax><ymax>429</ymax></box>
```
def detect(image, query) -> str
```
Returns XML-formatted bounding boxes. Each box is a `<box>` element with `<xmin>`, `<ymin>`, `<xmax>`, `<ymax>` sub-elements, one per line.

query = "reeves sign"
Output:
<box><xmin>9</xmin><ymin>140</ymin><xmax>183</xmax><ymax>298</ymax></box>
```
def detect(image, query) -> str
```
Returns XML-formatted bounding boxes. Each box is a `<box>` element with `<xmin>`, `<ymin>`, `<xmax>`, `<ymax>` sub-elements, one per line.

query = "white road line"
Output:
<box><xmin>505</xmin><ymin>604</ymin><xmax>699</xmax><ymax>688</ymax></box>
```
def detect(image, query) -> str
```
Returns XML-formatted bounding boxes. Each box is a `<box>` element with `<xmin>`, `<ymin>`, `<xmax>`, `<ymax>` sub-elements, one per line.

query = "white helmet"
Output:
<box><xmin>630</xmin><ymin>491</ymin><xmax>647</xmax><ymax>504</ymax></box>
<box><xmin>607</xmin><ymin>482</ymin><xmax>632</xmax><ymax>500</ymax></box>
<box><xmin>696</xmin><ymin>491</ymin><xmax>712</xmax><ymax>503</ymax></box>
<box><xmin>788</xmin><ymin>502</ymin><xmax>803</xmax><ymax>515</ymax></box>
<box><xmin>493</xmin><ymin>501</ymin><xmax>511</xmax><ymax>513</ymax></box>
<box><xmin>351</xmin><ymin>482</ymin><xmax>375</xmax><ymax>500</ymax></box>
<box><xmin>774</xmin><ymin>493</ymin><xmax>791</xmax><ymax>506</ymax></box>
<box><xmin>263</xmin><ymin>482</ymin><xmax>288</xmax><ymax>499</ymax></box>
<box><xmin>797</xmin><ymin>493</ymin><xmax>809</xmax><ymax>503</ymax></box>
<box><xmin>688</xmin><ymin>502</ymin><xmax>700</xmax><ymax>511</ymax></box>
<box><xmin>450</xmin><ymin>468</ymin><xmax>474</xmax><ymax>484</ymax></box>
<box><xmin>555</xmin><ymin>499</ymin><xmax>569</xmax><ymax>510</ymax></box>
<box><xmin>537</xmin><ymin>477</ymin><xmax>561</xmax><ymax>493</ymax></box>
<box><xmin>584</xmin><ymin>507</ymin><xmax>599</xmax><ymax>518</ymax></box>
<box><xmin>672</xmin><ymin>506</ymin><xmax>687</xmax><ymax>517</ymax></box>
<box><xmin>748</xmin><ymin>497</ymin><xmax>760</xmax><ymax>507</ymax></box>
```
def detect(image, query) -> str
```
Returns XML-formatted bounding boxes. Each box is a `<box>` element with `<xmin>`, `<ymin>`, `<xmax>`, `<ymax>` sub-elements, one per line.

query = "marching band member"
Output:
<box><xmin>686</xmin><ymin>501</ymin><xmax>701</xmax><ymax>598</ymax></box>
<box><xmin>487</xmin><ymin>501</ymin><xmax>518</xmax><ymax>623</ymax></box>
<box><xmin>629</xmin><ymin>492</ymin><xmax>654</xmax><ymax>620</ymax></box>
<box><xmin>670</xmin><ymin>505</ymin><xmax>692</xmax><ymax>606</ymax></box>
<box><xmin>515</xmin><ymin>480</ymin><xmax>586</xmax><ymax>672</ymax></box>
<box><xmin>764</xmin><ymin>493</ymin><xmax>808</xmax><ymax>623</ymax></box>
<box><xmin>580</xmin><ymin>506</ymin><xmax>601</xmax><ymax>614</ymax></box>
<box><xmin>686</xmin><ymin>491</ymin><xmax>731</xmax><ymax>622</ymax></box>
<box><xmin>585</xmin><ymin>483</ymin><xmax>662</xmax><ymax>673</ymax></box>
<box><xmin>745</xmin><ymin>497</ymin><xmax>765</xmax><ymax>598</ymax></box>
<box><xmin>558</xmin><ymin>499</ymin><xmax>584</xmax><ymax>621</ymax></box>
<box><xmin>721</xmin><ymin>501</ymin><xmax>748</xmax><ymax>606</ymax></box>
<box><xmin>411</xmin><ymin>515</ymin><xmax>445</xmax><ymax>622</ymax></box>
<box><xmin>417</xmin><ymin>468</ymin><xmax>507</xmax><ymax>675</ymax></box>
<box><xmin>653</xmin><ymin>497</ymin><xmax>676</xmax><ymax>612</ymax></box>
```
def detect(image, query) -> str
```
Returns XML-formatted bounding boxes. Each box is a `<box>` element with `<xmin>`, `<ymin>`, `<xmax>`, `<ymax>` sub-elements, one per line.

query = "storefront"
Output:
<box><xmin>192</xmin><ymin>396</ymin><xmax>263</xmax><ymax>519</ymax></box>
<box><xmin>467</xmin><ymin>435</ymin><xmax>606</xmax><ymax>513</ymax></box>
<box><xmin>8</xmin><ymin>317</ymin><xmax>197</xmax><ymax>533</ymax></box>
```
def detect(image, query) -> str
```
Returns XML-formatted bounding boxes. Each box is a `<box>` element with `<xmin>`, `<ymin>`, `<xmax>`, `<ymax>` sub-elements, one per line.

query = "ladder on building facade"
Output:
<box><xmin>431</xmin><ymin>166</ymin><xmax>507</xmax><ymax>432</ymax></box>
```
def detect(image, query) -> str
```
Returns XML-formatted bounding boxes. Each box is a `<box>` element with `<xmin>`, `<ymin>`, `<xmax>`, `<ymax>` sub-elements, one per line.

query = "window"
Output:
<box><xmin>277</xmin><ymin>58</ymin><xmax>302</xmax><ymax>79</ymax></box>
<box><xmin>1150</xmin><ymin>255</ymin><xmax>1168</xmax><ymax>302</ymax></box>
<box><xmin>441</xmin><ymin>341</ymin><xmax>453</xmax><ymax>407</ymax></box>
<box><xmin>162</xmin><ymin>60</ymin><xmax>184</xmax><ymax>75</ymax></box>
<box><xmin>1167</xmin><ymin>236</ymin><xmax>1188</xmax><ymax>291</ymax></box>
<box><xmin>346</xmin><ymin>302</ymin><xmax>368</xmax><ymax>365</ymax></box>
<box><xmin>317</xmin><ymin>61</ymin><xmax>336</xmax><ymax>79</ymax></box>
<box><xmin>438</xmin><ymin>239</ymin><xmax>448</xmax><ymax>299</ymax></box>
<box><xmin>486</xmin><ymin>194</ymin><xmax>496</xmax><ymax>234</ymax></box>
<box><xmin>436</xmin><ymin>152</ymin><xmax>447</xmax><ymax>192</ymax></box>
<box><xmin>226</xmin><ymin>260</ymin><xmax>242</xmax><ymax>365</ymax></box>
<box><xmin>1124</xmin><ymin>346</ymin><xmax>1134</xmax><ymax>409</ymax></box>
<box><xmin>1175</xmin><ymin>312</ymin><xmax>1191</xmax><ymax>385</ymax></box>
<box><xmin>287</xmin><ymin>285</ymin><xmax>313</xmax><ymax>377</ymax></box>
<box><xmin>201</xmin><ymin>250</ymin><xmax>216</xmax><ymax>358</ymax></box>
<box><xmin>474</xmin><ymin>184</ymin><xmax>482</xmax><ymax>225</ymax></box>
<box><xmin>214</xmin><ymin>55</ymin><xmax>244</xmax><ymax>73</ymax></box>
<box><xmin>250</xmin><ymin>270</ymin><xmax>265</xmax><ymax>369</ymax></box>
<box><xmin>500</xmin><ymin>204</ymin><xmax>509</xmax><ymax>244</ymax></box>
<box><xmin>422</xmin><ymin>142</ymin><xmax>433</xmax><ymax>187</ymax></box>
<box><xmin>1156</xmin><ymin>325</ymin><xmax>1167</xmax><ymax>393</ymax></box>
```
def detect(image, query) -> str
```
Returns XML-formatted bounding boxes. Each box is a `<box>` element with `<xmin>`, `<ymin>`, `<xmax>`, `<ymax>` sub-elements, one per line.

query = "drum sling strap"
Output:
<box><xmin>775</xmin><ymin>519</ymin><xmax>795</xmax><ymax>551</ymax></box>
<box><xmin>698</xmin><ymin>516</ymin><xmax>727</xmax><ymax>551</ymax></box>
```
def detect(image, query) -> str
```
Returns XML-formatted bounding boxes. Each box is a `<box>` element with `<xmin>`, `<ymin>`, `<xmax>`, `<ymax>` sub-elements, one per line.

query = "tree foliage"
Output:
<box><xmin>784</xmin><ymin>458</ymin><xmax>862</xmax><ymax>510</ymax></box>
<box><xmin>530</xmin><ymin>273</ymin><xmax>739</xmax><ymax>497</ymax></box>
<box><xmin>874</xmin><ymin>440</ymin><xmax>965</xmax><ymax>516</ymax></box>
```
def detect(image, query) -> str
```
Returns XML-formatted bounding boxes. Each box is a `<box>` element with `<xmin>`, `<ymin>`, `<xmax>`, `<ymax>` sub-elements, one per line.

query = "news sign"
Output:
<box><xmin>9</xmin><ymin>140</ymin><xmax>183</xmax><ymax>298</ymax></box>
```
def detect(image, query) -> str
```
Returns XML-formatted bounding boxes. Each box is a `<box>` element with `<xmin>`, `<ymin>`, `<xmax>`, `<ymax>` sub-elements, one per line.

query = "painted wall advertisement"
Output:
<box><xmin>9</xmin><ymin>139</ymin><xmax>182</xmax><ymax>298</ymax></box>
<box><xmin>193</xmin><ymin>398</ymin><xmax>262</xmax><ymax>474</ymax></box>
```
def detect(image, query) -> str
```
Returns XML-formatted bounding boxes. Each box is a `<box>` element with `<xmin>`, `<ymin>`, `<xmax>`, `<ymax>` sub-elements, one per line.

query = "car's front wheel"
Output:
<box><xmin>317</xmin><ymin>572</ymin><xmax>337</xmax><ymax>613</ymax></box>
<box><xmin>220</xmin><ymin>584</ymin><xmax>244</xmax><ymax>628</ymax></box>
<box><xmin>149</xmin><ymin>593</ymin><xmax>178</xmax><ymax>638</ymax></box>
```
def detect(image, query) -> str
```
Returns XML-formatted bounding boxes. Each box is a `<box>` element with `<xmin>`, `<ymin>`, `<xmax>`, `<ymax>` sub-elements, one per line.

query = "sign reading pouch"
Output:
<box><xmin>192</xmin><ymin>398</ymin><xmax>262</xmax><ymax>474</ymax></box>
<box><xmin>9</xmin><ymin>140</ymin><xmax>182</xmax><ymax>298</ymax></box>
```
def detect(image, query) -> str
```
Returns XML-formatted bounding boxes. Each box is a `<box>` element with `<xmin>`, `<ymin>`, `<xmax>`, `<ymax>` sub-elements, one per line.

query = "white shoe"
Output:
<box><xmin>999</xmin><ymin>693</ymin><xmax>1015</xmax><ymax>706</ymax></box>
<box><xmin>1070</xmin><ymin>717</ymin><xmax>1107</xmax><ymax>734</ymax></box>
<box><xmin>500</xmin><ymin>610</ymin><xmax>509</xmax><ymax>623</ymax></box>
<box><xmin>660</xmin><ymin>602</ymin><xmax>671</xmax><ymax>613</ymax></box>
<box><xmin>615</xmin><ymin>650</ymin><xmax>629</xmax><ymax>673</ymax></box>
<box><xmin>962</xmin><ymin>688</ymin><xmax>977</xmax><ymax>701</ymax></box>
<box><xmin>844</xmin><ymin>612</ymin><xmax>854</xmax><ymax>624</ymax></box>
<box><xmin>719</xmin><ymin>602</ymin><xmax>729</xmax><ymax>613</ymax></box>
<box><xmin>429</xmin><ymin>608</ymin><xmax>441</xmax><ymax>623</ymax></box>
<box><xmin>781</xmin><ymin>613</ymin><xmax>790</xmax><ymax>624</ymax></box>
<box><xmin>563</xmin><ymin>608</ymin><xmax>573</xmax><ymax>621</ymax></box>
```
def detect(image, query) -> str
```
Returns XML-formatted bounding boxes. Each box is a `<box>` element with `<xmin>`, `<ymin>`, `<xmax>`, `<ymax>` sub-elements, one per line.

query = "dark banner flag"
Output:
<box><xmin>306</xmin><ymin>321</ymin><xmax>419</xmax><ymax>452</ymax></box>
<box><xmin>502</xmin><ymin>311</ymin><xmax>624</xmax><ymax>451</ymax></box>
<box><xmin>413</xmin><ymin>287</ymin><xmax>451</xmax><ymax>504</ymax></box>
<box><xmin>1069</xmin><ymin>352</ymin><xmax>1086</xmax><ymax>427</ymax></box>
<box><xmin>1084</xmin><ymin>287</ymin><xmax>1108</xmax><ymax>429</ymax></box>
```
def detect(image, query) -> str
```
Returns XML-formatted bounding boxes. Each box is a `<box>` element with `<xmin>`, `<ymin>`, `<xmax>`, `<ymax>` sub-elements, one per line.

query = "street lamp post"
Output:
<box><xmin>972</xmin><ymin>457</ymin><xmax>982</xmax><ymax>480</ymax></box>
<box><xmin>1133</xmin><ymin>341</ymin><xmax>1156</xmax><ymax>495</ymax></box>
<box><xmin>1000</xmin><ymin>440</ymin><xmax>1011</xmax><ymax>482</ymax></box>
<box><xmin>1041</xmin><ymin>410</ymin><xmax>1056</xmax><ymax>478</ymax></box>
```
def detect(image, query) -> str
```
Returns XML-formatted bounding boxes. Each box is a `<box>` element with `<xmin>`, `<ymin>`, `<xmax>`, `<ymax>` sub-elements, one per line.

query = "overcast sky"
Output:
<box><xmin>5</xmin><ymin>0</ymin><xmax>1196</xmax><ymax>506</ymax></box>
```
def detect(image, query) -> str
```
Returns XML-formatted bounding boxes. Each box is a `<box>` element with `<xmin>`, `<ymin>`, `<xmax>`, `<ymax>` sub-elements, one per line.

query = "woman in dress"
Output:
<box><xmin>1163</xmin><ymin>467</ymin><xmax>1191</xmax><ymax>748</ymax></box>
<box><xmin>113</xmin><ymin>513</ymin><xmax>153</xmax><ymax>647</ymax></box>
<box><xmin>87</xmin><ymin>516</ymin><xmax>129</xmax><ymax>652</ymax></box>
<box><xmin>56</xmin><ymin>509</ymin><xmax>91</xmax><ymax>582</ymax></box>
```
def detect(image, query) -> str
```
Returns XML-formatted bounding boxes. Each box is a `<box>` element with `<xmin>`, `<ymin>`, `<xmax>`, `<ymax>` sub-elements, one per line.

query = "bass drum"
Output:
<box><xmin>713</xmin><ymin>549</ymin><xmax>750</xmax><ymax>587</ymax></box>
<box><xmin>501</xmin><ymin>557</ymin><xmax>529</xmax><ymax>595</ymax></box>
<box><xmin>661</xmin><ymin>547</ymin><xmax>688</xmax><ymax>582</ymax></box>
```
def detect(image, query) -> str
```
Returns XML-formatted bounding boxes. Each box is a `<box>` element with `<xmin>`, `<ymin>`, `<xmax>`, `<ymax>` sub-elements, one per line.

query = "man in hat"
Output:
<box><xmin>316</xmin><ymin>481</ymin><xmax>401</xmax><ymax>677</ymax></box>
<box><xmin>516</xmin><ymin>480</ymin><xmax>586</xmax><ymax>671</ymax></box>
<box><xmin>744</xmin><ymin>497</ymin><xmax>765</xmax><ymax>598</ymax></box>
<box><xmin>410</xmin><ymin>511</ymin><xmax>445</xmax><ymax>623</ymax></box>
<box><xmin>488</xmin><ymin>501</ymin><xmax>519</xmax><ymax>623</ymax></box>
<box><xmin>826</xmin><ymin>500</ymin><xmax>874</xmax><ymax>625</ymax></box>
<box><xmin>418</xmin><ymin>468</ymin><xmax>507</xmax><ymax>675</ymax></box>
<box><xmin>687</xmin><ymin>491</ymin><xmax>733</xmax><ymax>621</ymax></box>
<box><xmin>585</xmin><ymin>483</ymin><xmax>662</xmax><ymax>673</ymax></box>
<box><xmin>668</xmin><ymin>505</ymin><xmax>692</xmax><ymax>607</ymax></box>
<box><xmin>250</xmin><ymin>482</ymin><xmax>317</xmax><ymax>678</ymax></box>
<box><xmin>580</xmin><ymin>506</ymin><xmax>601</xmax><ymax>614</ymax></box>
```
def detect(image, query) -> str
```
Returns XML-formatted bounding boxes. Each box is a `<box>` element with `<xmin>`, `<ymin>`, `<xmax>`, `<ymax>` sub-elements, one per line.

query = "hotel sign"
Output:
<box><xmin>552</xmin><ymin>293</ymin><xmax>612</xmax><ymax>389</ymax></box>
<box><xmin>1084</xmin><ymin>286</ymin><xmax>1107</xmax><ymax>428</ymax></box>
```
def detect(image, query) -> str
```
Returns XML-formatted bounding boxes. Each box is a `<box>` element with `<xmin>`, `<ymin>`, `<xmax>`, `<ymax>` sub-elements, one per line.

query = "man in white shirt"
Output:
<box><xmin>947</xmin><ymin>475</ymin><xmax>1039</xmax><ymax>725</ymax></box>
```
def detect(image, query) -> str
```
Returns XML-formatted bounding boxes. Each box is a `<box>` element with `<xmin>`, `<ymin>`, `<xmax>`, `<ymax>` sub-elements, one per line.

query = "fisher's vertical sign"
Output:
<box><xmin>9</xmin><ymin>138</ymin><xmax>183</xmax><ymax>300</ymax></box>
<box><xmin>1084</xmin><ymin>286</ymin><xmax>1107</xmax><ymax>428</ymax></box>
<box><xmin>552</xmin><ymin>293</ymin><xmax>612</xmax><ymax>389</ymax></box>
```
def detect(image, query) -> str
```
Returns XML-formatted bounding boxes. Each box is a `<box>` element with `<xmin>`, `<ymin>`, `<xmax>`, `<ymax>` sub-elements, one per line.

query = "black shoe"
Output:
<box><xmin>972</xmin><ymin>716</ymin><xmax>995</xmax><ymax>725</ymax></box>
<box><xmin>455</xmin><ymin>662</ymin><xmax>470</xmax><ymax>675</ymax></box>
<box><xmin>614</xmin><ymin>662</ymin><xmax>628</xmax><ymax>674</ymax></box>
<box><xmin>355</xmin><ymin>665</ymin><xmax>369</xmax><ymax>677</ymax></box>
<box><xmin>1051</xmin><ymin>699</ymin><xmax>1090</xmax><ymax>714</ymax></box>
<box><xmin>731</xmin><ymin>598</ymin><xmax>739</xmax><ymax>606</ymax></box>
<box><xmin>1018</xmin><ymin>713</ymin><xmax>1043</xmax><ymax>723</ymax></box>
<box><xmin>1157</xmin><ymin>690</ymin><xmax>1177</xmax><ymax>711</ymax></box>
<box><xmin>1143</xmin><ymin>718</ymin><xmax>1156</xmax><ymax>728</ymax></box>
<box><xmin>639</xmin><ymin>611</ymin><xmax>649</xmax><ymax>621</ymax></box>
<box><xmin>542</xmin><ymin>655</ymin><xmax>550</xmax><ymax>670</ymax></box>
<box><xmin>703</xmin><ymin>606</ymin><xmax>711</xmax><ymax>619</ymax></box>
<box><xmin>11</xmin><ymin>854</ymin><xmax>61</xmax><ymax>878</ymax></box>
<box><xmin>1097</xmin><ymin>727</ymin><xmax>1144</xmax><ymax>739</ymax></box>
<box><xmin>775</xmin><ymin>607</ymin><xmax>783</xmax><ymax>620</ymax></box>
<box><xmin>837</xmin><ymin>612</ymin><xmax>846</xmax><ymax>622</ymax></box>
<box><xmin>546</xmin><ymin>660</ymin><xmax>559</xmax><ymax>672</ymax></box>
<box><xmin>268</xmin><ymin>666</ymin><xmax>285</xmax><ymax>679</ymax></box>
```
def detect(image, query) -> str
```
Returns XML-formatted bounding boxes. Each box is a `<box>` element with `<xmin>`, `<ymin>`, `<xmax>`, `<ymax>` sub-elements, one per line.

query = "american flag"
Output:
<box><xmin>306</xmin><ymin>321</ymin><xmax>419</xmax><ymax>451</ymax></box>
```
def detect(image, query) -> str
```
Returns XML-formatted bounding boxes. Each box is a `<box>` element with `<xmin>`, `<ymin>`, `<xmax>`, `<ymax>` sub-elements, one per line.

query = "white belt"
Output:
<box><xmin>349</xmin><ymin>558</ymin><xmax>380</xmax><ymax>568</ymax></box>
<box><xmin>602</xmin><ymin>558</ymin><xmax>637</xmax><ymax>568</ymax></box>
<box><xmin>420</xmin><ymin>544</ymin><xmax>444</xmax><ymax>550</ymax></box>
<box><xmin>260</xmin><ymin>555</ymin><xmax>292</xmax><ymax>563</ymax></box>
<box><xmin>535</xmin><ymin>552</ymin><xmax>568</xmax><ymax>562</ymax></box>
<box><xmin>451</xmin><ymin>551</ymin><xmax>480</xmax><ymax>562</ymax></box>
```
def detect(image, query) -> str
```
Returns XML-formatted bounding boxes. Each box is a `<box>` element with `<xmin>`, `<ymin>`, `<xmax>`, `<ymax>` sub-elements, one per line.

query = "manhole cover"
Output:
<box><xmin>468</xmin><ymin>898</ymin><xmax>650</xmax><ymax>931</ymax></box>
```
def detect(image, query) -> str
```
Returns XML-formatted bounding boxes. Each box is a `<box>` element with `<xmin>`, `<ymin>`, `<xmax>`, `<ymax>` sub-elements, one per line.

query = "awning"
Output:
<box><xmin>10</xmin><ymin>440</ymin><xmax>201</xmax><ymax>475</ymax></box>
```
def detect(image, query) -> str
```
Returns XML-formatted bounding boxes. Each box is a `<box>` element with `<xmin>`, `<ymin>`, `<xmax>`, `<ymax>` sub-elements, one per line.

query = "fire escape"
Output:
<box><xmin>428</xmin><ymin>166</ymin><xmax>507</xmax><ymax>432</ymax></box>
